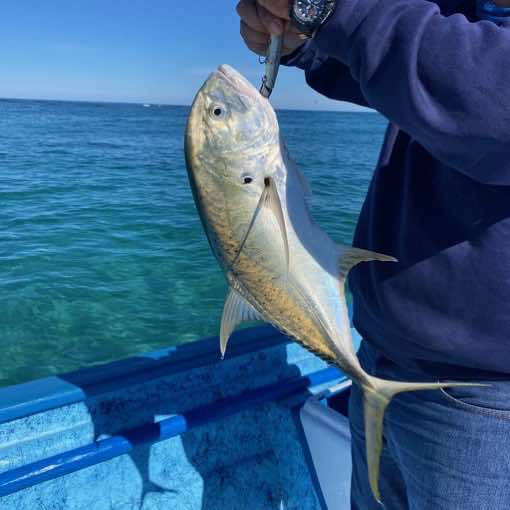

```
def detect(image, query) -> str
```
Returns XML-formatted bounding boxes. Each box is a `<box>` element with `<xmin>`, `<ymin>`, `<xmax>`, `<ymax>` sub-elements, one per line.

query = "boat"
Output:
<box><xmin>0</xmin><ymin>321</ymin><xmax>360</xmax><ymax>509</ymax></box>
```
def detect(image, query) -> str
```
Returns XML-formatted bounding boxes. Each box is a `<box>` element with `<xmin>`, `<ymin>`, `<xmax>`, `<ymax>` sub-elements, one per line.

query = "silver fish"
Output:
<box><xmin>185</xmin><ymin>64</ymin><xmax>480</xmax><ymax>504</ymax></box>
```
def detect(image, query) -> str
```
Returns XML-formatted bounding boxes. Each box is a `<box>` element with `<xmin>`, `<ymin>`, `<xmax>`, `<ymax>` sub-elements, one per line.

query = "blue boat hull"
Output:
<box><xmin>0</xmin><ymin>325</ymin><xmax>357</xmax><ymax>509</ymax></box>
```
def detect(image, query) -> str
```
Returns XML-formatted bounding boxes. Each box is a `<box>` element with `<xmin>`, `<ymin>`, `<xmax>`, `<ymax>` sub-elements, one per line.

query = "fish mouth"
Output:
<box><xmin>216</xmin><ymin>64</ymin><xmax>242</xmax><ymax>82</ymax></box>
<box><xmin>212</xmin><ymin>64</ymin><xmax>258</xmax><ymax>98</ymax></box>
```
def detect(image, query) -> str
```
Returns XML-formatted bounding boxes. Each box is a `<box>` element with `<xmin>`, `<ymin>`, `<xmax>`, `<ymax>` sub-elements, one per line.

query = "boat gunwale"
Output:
<box><xmin>0</xmin><ymin>324</ymin><xmax>286</xmax><ymax>425</ymax></box>
<box><xmin>0</xmin><ymin>365</ymin><xmax>345</xmax><ymax>498</ymax></box>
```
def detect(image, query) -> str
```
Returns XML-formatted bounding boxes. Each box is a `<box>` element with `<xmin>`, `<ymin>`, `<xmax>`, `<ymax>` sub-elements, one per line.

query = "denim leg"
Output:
<box><xmin>384</xmin><ymin>383</ymin><xmax>510</xmax><ymax>510</ymax></box>
<box><xmin>349</xmin><ymin>381</ymin><xmax>409</xmax><ymax>510</ymax></box>
<box><xmin>349</xmin><ymin>340</ymin><xmax>510</xmax><ymax>509</ymax></box>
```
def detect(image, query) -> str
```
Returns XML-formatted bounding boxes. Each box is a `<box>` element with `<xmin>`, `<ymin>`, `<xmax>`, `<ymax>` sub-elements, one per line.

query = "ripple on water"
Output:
<box><xmin>0</xmin><ymin>100</ymin><xmax>387</xmax><ymax>386</ymax></box>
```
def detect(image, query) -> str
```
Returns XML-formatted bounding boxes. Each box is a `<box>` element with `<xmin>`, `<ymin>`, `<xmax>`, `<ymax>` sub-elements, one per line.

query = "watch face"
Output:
<box><xmin>293</xmin><ymin>0</ymin><xmax>327</xmax><ymax>24</ymax></box>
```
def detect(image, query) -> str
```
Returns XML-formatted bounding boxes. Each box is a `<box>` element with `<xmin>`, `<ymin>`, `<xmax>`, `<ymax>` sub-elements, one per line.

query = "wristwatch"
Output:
<box><xmin>290</xmin><ymin>0</ymin><xmax>337</xmax><ymax>36</ymax></box>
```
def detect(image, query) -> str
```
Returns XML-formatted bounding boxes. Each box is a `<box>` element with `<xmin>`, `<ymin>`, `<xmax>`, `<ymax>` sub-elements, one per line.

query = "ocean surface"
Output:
<box><xmin>0</xmin><ymin>99</ymin><xmax>387</xmax><ymax>387</ymax></box>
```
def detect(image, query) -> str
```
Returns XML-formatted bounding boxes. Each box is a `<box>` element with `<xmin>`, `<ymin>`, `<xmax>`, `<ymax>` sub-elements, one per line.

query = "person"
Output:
<box><xmin>237</xmin><ymin>0</ymin><xmax>510</xmax><ymax>509</ymax></box>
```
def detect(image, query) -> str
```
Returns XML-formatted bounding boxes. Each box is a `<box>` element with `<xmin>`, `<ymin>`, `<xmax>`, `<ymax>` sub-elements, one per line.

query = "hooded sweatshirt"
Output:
<box><xmin>282</xmin><ymin>0</ymin><xmax>510</xmax><ymax>377</ymax></box>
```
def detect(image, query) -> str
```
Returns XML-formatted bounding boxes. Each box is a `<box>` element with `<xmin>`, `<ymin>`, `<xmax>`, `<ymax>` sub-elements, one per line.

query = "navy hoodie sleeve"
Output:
<box><xmin>281</xmin><ymin>41</ymin><xmax>370</xmax><ymax>107</ymax></box>
<box><xmin>307</xmin><ymin>0</ymin><xmax>510</xmax><ymax>185</ymax></box>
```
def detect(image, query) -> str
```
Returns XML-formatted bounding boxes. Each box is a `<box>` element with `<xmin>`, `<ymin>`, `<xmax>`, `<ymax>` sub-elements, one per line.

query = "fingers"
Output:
<box><xmin>237</xmin><ymin>0</ymin><xmax>307</xmax><ymax>56</ymax></box>
<box><xmin>257</xmin><ymin>0</ymin><xmax>290</xmax><ymax>20</ymax></box>
<box><xmin>236</xmin><ymin>0</ymin><xmax>266</xmax><ymax>33</ymax></box>
<box><xmin>237</xmin><ymin>0</ymin><xmax>283</xmax><ymax>35</ymax></box>
<box><xmin>257</xmin><ymin>3</ymin><xmax>284</xmax><ymax>35</ymax></box>
<box><xmin>240</xmin><ymin>21</ymin><xmax>268</xmax><ymax>46</ymax></box>
<box><xmin>240</xmin><ymin>20</ymin><xmax>269</xmax><ymax>55</ymax></box>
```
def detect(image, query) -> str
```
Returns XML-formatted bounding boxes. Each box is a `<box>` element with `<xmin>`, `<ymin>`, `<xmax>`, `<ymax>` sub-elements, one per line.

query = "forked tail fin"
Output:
<box><xmin>361</xmin><ymin>376</ymin><xmax>486</xmax><ymax>505</ymax></box>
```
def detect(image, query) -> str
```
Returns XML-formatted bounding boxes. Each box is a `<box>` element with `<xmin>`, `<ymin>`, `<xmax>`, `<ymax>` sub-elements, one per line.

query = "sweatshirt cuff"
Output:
<box><xmin>313</xmin><ymin>0</ymin><xmax>382</xmax><ymax>64</ymax></box>
<box><xmin>280</xmin><ymin>39</ymin><xmax>317</xmax><ymax>70</ymax></box>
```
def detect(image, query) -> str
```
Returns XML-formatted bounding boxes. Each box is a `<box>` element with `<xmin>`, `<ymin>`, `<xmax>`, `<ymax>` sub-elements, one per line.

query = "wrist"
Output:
<box><xmin>280</xmin><ymin>38</ymin><xmax>315</xmax><ymax>69</ymax></box>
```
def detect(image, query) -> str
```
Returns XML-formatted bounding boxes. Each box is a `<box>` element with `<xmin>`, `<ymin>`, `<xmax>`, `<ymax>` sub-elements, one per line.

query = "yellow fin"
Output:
<box><xmin>362</xmin><ymin>377</ymin><xmax>488</xmax><ymax>503</ymax></box>
<box><xmin>264</xmin><ymin>177</ymin><xmax>289</xmax><ymax>277</ymax></box>
<box><xmin>220</xmin><ymin>288</ymin><xmax>263</xmax><ymax>359</ymax></box>
<box><xmin>230</xmin><ymin>177</ymin><xmax>289</xmax><ymax>278</ymax></box>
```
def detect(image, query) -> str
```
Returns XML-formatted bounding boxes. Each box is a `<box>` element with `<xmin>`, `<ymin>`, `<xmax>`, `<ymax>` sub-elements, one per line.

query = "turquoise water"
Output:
<box><xmin>0</xmin><ymin>99</ymin><xmax>387</xmax><ymax>387</ymax></box>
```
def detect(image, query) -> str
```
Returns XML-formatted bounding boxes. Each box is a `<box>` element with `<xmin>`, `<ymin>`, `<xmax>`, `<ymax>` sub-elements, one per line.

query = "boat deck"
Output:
<box><xmin>0</xmin><ymin>325</ymin><xmax>358</xmax><ymax>509</ymax></box>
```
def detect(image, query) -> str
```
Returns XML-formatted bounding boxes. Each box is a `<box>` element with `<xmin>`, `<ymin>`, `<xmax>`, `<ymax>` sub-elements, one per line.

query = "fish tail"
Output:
<box><xmin>360</xmin><ymin>376</ymin><xmax>486</xmax><ymax>504</ymax></box>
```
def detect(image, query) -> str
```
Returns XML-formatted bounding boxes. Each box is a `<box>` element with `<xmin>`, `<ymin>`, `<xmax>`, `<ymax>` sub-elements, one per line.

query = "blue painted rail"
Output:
<box><xmin>0</xmin><ymin>366</ymin><xmax>342</xmax><ymax>497</ymax></box>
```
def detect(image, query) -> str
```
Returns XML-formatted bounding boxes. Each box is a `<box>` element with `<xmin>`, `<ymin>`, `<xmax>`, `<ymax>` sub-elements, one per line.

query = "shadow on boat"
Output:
<box><xmin>56</xmin><ymin>326</ymin><xmax>324</xmax><ymax>509</ymax></box>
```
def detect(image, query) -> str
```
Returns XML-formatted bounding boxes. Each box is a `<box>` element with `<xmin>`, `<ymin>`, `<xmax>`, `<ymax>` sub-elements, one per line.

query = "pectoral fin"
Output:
<box><xmin>338</xmin><ymin>246</ymin><xmax>397</xmax><ymax>280</ymax></box>
<box><xmin>264</xmin><ymin>178</ymin><xmax>289</xmax><ymax>276</ymax></box>
<box><xmin>230</xmin><ymin>177</ymin><xmax>289</xmax><ymax>278</ymax></box>
<box><xmin>220</xmin><ymin>288</ymin><xmax>263</xmax><ymax>358</ymax></box>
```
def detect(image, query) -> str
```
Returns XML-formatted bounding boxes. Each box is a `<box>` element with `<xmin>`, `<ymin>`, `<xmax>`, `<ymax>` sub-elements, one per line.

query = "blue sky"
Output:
<box><xmin>0</xmin><ymin>1</ymin><xmax>367</xmax><ymax>111</ymax></box>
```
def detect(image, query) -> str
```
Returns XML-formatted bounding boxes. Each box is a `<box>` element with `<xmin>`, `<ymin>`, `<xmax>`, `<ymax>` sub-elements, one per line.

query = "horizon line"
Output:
<box><xmin>0</xmin><ymin>95</ymin><xmax>376</xmax><ymax>114</ymax></box>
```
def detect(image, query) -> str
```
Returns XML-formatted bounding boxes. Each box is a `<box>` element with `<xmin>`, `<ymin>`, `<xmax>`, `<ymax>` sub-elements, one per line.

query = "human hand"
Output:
<box><xmin>236</xmin><ymin>0</ymin><xmax>309</xmax><ymax>57</ymax></box>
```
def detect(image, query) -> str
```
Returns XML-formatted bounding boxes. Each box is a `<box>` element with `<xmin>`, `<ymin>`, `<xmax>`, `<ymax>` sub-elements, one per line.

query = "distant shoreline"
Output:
<box><xmin>0</xmin><ymin>96</ymin><xmax>376</xmax><ymax>114</ymax></box>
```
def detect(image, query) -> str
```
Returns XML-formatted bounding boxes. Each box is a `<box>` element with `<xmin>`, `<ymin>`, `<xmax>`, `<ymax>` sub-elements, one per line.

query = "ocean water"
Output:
<box><xmin>0</xmin><ymin>99</ymin><xmax>387</xmax><ymax>387</ymax></box>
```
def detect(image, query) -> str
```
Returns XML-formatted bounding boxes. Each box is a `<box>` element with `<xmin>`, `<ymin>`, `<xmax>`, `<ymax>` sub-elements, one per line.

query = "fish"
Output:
<box><xmin>184</xmin><ymin>64</ymin><xmax>481</xmax><ymax>504</ymax></box>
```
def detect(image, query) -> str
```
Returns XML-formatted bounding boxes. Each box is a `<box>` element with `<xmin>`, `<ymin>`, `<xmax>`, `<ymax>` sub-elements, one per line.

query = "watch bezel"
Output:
<box><xmin>290</xmin><ymin>0</ymin><xmax>336</xmax><ymax>35</ymax></box>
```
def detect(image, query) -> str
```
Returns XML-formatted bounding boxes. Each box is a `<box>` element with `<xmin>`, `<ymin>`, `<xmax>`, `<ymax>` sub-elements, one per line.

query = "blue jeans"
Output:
<box><xmin>349</xmin><ymin>340</ymin><xmax>510</xmax><ymax>510</ymax></box>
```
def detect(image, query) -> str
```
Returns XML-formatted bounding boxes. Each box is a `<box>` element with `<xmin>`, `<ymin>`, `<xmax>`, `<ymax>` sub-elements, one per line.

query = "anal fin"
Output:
<box><xmin>220</xmin><ymin>288</ymin><xmax>264</xmax><ymax>358</ymax></box>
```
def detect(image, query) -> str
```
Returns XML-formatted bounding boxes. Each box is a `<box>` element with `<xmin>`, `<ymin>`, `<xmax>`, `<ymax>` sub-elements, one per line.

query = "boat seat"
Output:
<box><xmin>299</xmin><ymin>392</ymin><xmax>352</xmax><ymax>510</ymax></box>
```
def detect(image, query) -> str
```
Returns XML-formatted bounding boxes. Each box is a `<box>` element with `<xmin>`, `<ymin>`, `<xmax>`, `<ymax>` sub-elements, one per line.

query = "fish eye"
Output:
<box><xmin>210</xmin><ymin>104</ymin><xmax>226</xmax><ymax>118</ymax></box>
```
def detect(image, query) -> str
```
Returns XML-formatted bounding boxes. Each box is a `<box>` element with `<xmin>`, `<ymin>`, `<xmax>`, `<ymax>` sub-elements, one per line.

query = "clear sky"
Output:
<box><xmin>0</xmin><ymin>0</ymin><xmax>368</xmax><ymax>111</ymax></box>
